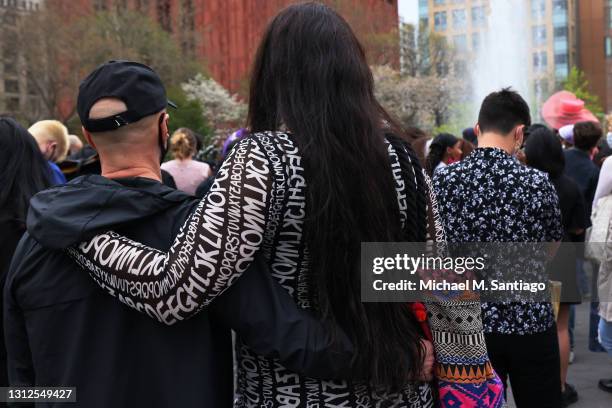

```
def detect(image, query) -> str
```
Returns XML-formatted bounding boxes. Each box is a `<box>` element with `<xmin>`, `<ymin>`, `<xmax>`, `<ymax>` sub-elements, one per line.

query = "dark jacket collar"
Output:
<box><xmin>27</xmin><ymin>174</ymin><xmax>193</xmax><ymax>250</ymax></box>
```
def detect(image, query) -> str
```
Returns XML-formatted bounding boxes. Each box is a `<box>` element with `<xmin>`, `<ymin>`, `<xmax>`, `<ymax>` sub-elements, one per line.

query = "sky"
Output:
<box><xmin>398</xmin><ymin>0</ymin><xmax>418</xmax><ymax>25</ymax></box>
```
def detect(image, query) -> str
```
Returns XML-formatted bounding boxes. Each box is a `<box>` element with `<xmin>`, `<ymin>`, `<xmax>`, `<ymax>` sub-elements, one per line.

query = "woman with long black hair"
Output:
<box><xmin>66</xmin><ymin>3</ymin><xmax>502</xmax><ymax>407</ymax></box>
<box><xmin>0</xmin><ymin>117</ymin><xmax>51</xmax><ymax>387</ymax></box>
<box><xmin>524</xmin><ymin>124</ymin><xmax>585</xmax><ymax>406</ymax></box>
<box><xmin>0</xmin><ymin>117</ymin><xmax>52</xmax><ymax>278</ymax></box>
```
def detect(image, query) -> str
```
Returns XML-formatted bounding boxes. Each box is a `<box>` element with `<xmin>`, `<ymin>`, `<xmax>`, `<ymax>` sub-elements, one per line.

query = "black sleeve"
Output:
<box><xmin>3</xmin><ymin>238</ymin><xmax>36</xmax><ymax>389</ymax></box>
<box><xmin>67</xmin><ymin>137</ymin><xmax>275</xmax><ymax>325</ymax></box>
<box><xmin>569</xmin><ymin>185</ymin><xmax>588</xmax><ymax>232</ymax></box>
<box><xmin>209</xmin><ymin>257</ymin><xmax>355</xmax><ymax>380</ymax></box>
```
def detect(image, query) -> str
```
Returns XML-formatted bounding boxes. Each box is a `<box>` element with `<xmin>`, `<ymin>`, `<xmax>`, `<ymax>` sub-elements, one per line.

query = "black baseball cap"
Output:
<box><xmin>77</xmin><ymin>60</ymin><xmax>176</xmax><ymax>133</ymax></box>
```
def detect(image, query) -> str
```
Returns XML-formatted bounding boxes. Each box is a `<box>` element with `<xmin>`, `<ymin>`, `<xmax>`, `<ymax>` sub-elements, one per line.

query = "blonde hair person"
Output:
<box><xmin>28</xmin><ymin>120</ymin><xmax>69</xmax><ymax>163</ymax></box>
<box><xmin>28</xmin><ymin>120</ymin><xmax>69</xmax><ymax>185</ymax></box>
<box><xmin>161</xmin><ymin>128</ymin><xmax>211</xmax><ymax>195</ymax></box>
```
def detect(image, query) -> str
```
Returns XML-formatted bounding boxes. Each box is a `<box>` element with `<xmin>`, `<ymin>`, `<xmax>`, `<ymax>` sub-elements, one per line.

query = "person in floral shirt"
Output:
<box><xmin>433</xmin><ymin>88</ymin><xmax>563</xmax><ymax>407</ymax></box>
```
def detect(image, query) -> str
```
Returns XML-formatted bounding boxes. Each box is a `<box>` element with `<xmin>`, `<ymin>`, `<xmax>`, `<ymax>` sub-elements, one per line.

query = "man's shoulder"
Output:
<box><xmin>515</xmin><ymin>165</ymin><xmax>556</xmax><ymax>195</ymax></box>
<box><xmin>432</xmin><ymin>161</ymin><xmax>462</xmax><ymax>183</ymax></box>
<box><xmin>6</xmin><ymin>232</ymin><xmax>96</xmax><ymax>310</ymax></box>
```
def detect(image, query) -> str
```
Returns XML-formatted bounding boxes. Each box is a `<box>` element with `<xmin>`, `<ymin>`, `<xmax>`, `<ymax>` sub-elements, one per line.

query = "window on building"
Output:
<box><xmin>534</xmin><ymin>79</ymin><xmax>549</xmax><ymax>96</ymax></box>
<box><xmin>556</xmin><ymin>64</ymin><xmax>569</xmax><ymax>78</ymax></box>
<box><xmin>418</xmin><ymin>0</ymin><xmax>428</xmax><ymax>18</ymax></box>
<box><xmin>434</xmin><ymin>0</ymin><xmax>446</xmax><ymax>5</ymax></box>
<box><xmin>532</xmin><ymin>25</ymin><xmax>546</xmax><ymax>45</ymax></box>
<box><xmin>471</xmin><ymin>6</ymin><xmax>486</xmax><ymax>26</ymax></box>
<box><xmin>6</xmin><ymin>97</ymin><xmax>20</xmax><ymax>111</ymax></box>
<box><xmin>454</xmin><ymin>60</ymin><xmax>467</xmax><ymax>76</ymax></box>
<box><xmin>2</xmin><ymin>8</ymin><xmax>17</xmax><ymax>24</ymax></box>
<box><xmin>434</xmin><ymin>11</ymin><xmax>447</xmax><ymax>32</ymax></box>
<box><xmin>137</xmin><ymin>0</ymin><xmax>150</xmax><ymax>11</ymax></box>
<box><xmin>606</xmin><ymin>37</ymin><xmax>612</xmax><ymax>58</ymax></box>
<box><xmin>553</xmin><ymin>0</ymin><xmax>567</xmax><ymax>12</ymax></box>
<box><xmin>4</xmin><ymin>79</ymin><xmax>19</xmax><ymax>94</ymax></box>
<box><xmin>27</xmin><ymin>78</ymin><xmax>37</xmax><ymax>95</ymax></box>
<box><xmin>453</xmin><ymin>34</ymin><xmax>468</xmax><ymax>52</ymax></box>
<box><xmin>93</xmin><ymin>0</ymin><xmax>107</xmax><ymax>11</ymax></box>
<box><xmin>436</xmin><ymin>61</ymin><xmax>449</xmax><ymax>76</ymax></box>
<box><xmin>608</xmin><ymin>0</ymin><xmax>612</xmax><ymax>28</ymax></box>
<box><xmin>4</xmin><ymin>61</ymin><xmax>16</xmax><ymax>74</ymax></box>
<box><xmin>533</xmin><ymin>51</ymin><xmax>548</xmax><ymax>71</ymax></box>
<box><xmin>452</xmin><ymin>9</ymin><xmax>466</xmax><ymax>29</ymax></box>
<box><xmin>554</xmin><ymin>26</ymin><xmax>568</xmax><ymax>38</ymax></box>
<box><xmin>472</xmin><ymin>33</ymin><xmax>480</xmax><ymax>50</ymax></box>
<box><xmin>157</xmin><ymin>0</ymin><xmax>172</xmax><ymax>32</ymax></box>
<box><xmin>554</xmin><ymin>53</ymin><xmax>568</xmax><ymax>65</ymax></box>
<box><xmin>531</xmin><ymin>0</ymin><xmax>546</xmax><ymax>19</ymax></box>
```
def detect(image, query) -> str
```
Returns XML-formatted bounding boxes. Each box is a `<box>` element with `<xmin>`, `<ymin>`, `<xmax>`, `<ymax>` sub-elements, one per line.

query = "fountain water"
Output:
<box><xmin>471</xmin><ymin>0</ymin><xmax>531</xmax><ymax>121</ymax></box>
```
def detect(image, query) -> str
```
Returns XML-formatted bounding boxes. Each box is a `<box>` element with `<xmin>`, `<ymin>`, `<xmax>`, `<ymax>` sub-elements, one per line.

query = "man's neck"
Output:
<box><xmin>101</xmin><ymin>165</ymin><xmax>161</xmax><ymax>181</ymax></box>
<box><xmin>477</xmin><ymin>132</ymin><xmax>514</xmax><ymax>155</ymax></box>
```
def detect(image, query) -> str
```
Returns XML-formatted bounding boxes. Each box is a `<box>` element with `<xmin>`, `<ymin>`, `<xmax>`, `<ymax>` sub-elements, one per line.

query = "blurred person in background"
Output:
<box><xmin>28</xmin><ymin>120</ymin><xmax>69</xmax><ymax>185</ymax></box>
<box><xmin>161</xmin><ymin>127</ymin><xmax>212</xmax><ymax>195</ymax></box>
<box><xmin>559</xmin><ymin>125</ymin><xmax>575</xmax><ymax>149</ymax></box>
<box><xmin>594</xmin><ymin>154</ymin><xmax>612</xmax><ymax>394</ymax></box>
<box><xmin>0</xmin><ymin>117</ymin><xmax>51</xmax><ymax>388</ymax></box>
<box><xmin>524</xmin><ymin>125</ymin><xmax>586</xmax><ymax>407</ymax></box>
<box><xmin>594</xmin><ymin>114</ymin><xmax>612</xmax><ymax>167</ymax></box>
<box><xmin>594</xmin><ymin>156</ymin><xmax>612</xmax><ymax>209</ymax></box>
<box><xmin>195</xmin><ymin>128</ymin><xmax>247</xmax><ymax>197</ymax></box>
<box><xmin>68</xmin><ymin>134</ymin><xmax>83</xmax><ymax>155</ymax></box>
<box><xmin>460</xmin><ymin>138</ymin><xmax>476</xmax><ymax>161</ymax></box>
<box><xmin>425</xmin><ymin>133</ymin><xmax>462</xmax><ymax>176</ymax></box>
<box><xmin>462</xmin><ymin>127</ymin><xmax>478</xmax><ymax>146</ymax></box>
<box><xmin>564</xmin><ymin>121</ymin><xmax>604</xmax><ymax>353</ymax></box>
<box><xmin>565</xmin><ymin>121</ymin><xmax>602</xmax><ymax>215</ymax></box>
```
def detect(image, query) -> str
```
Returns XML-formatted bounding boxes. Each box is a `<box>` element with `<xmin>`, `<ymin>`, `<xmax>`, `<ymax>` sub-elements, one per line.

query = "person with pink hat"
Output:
<box><xmin>542</xmin><ymin>91</ymin><xmax>599</xmax><ymax>130</ymax></box>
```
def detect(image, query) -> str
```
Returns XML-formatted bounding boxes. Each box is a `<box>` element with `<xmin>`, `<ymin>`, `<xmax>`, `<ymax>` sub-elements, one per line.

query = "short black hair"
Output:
<box><xmin>478</xmin><ymin>88</ymin><xmax>531</xmax><ymax>135</ymax></box>
<box><xmin>524</xmin><ymin>124</ymin><xmax>564</xmax><ymax>179</ymax></box>
<box><xmin>573</xmin><ymin>121</ymin><xmax>601</xmax><ymax>151</ymax></box>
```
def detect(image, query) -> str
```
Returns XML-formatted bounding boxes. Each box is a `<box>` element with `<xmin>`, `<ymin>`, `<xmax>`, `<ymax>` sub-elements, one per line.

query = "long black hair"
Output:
<box><xmin>524</xmin><ymin>124</ymin><xmax>565</xmax><ymax>179</ymax></box>
<box><xmin>0</xmin><ymin>117</ymin><xmax>52</xmax><ymax>224</ymax></box>
<box><xmin>426</xmin><ymin>133</ymin><xmax>459</xmax><ymax>176</ymax></box>
<box><xmin>247</xmin><ymin>2</ymin><xmax>426</xmax><ymax>388</ymax></box>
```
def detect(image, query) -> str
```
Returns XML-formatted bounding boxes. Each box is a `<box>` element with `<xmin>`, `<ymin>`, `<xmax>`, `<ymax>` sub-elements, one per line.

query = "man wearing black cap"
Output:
<box><xmin>4</xmin><ymin>61</ymin><xmax>352</xmax><ymax>407</ymax></box>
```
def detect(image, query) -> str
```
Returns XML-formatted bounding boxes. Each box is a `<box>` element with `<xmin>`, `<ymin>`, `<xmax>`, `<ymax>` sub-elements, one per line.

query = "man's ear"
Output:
<box><xmin>474</xmin><ymin>124</ymin><xmax>480</xmax><ymax>137</ymax></box>
<box><xmin>162</xmin><ymin>113</ymin><xmax>170</xmax><ymax>144</ymax></box>
<box><xmin>83</xmin><ymin>127</ymin><xmax>97</xmax><ymax>150</ymax></box>
<box><xmin>516</xmin><ymin>125</ymin><xmax>525</xmax><ymax>146</ymax></box>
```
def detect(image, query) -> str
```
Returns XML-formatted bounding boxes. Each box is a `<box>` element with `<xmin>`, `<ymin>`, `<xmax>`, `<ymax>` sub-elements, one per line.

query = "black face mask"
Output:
<box><xmin>158</xmin><ymin>114</ymin><xmax>168</xmax><ymax>164</ymax></box>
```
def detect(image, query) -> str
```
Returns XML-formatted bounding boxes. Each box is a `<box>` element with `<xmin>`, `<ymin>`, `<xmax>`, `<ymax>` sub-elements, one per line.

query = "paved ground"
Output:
<box><xmin>507</xmin><ymin>301</ymin><xmax>612</xmax><ymax>407</ymax></box>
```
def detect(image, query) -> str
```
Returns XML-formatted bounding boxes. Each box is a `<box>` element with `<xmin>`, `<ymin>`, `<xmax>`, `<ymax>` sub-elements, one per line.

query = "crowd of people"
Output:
<box><xmin>1</xmin><ymin>2</ymin><xmax>612</xmax><ymax>407</ymax></box>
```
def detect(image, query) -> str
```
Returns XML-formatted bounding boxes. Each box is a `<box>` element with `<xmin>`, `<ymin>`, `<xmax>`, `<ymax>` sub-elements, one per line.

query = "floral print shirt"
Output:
<box><xmin>432</xmin><ymin>147</ymin><xmax>563</xmax><ymax>334</ymax></box>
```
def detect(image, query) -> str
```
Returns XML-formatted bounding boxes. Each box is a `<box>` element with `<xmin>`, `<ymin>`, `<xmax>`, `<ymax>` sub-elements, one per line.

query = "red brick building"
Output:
<box><xmin>577</xmin><ymin>0</ymin><xmax>612</xmax><ymax>113</ymax></box>
<box><xmin>78</xmin><ymin>0</ymin><xmax>399</xmax><ymax>93</ymax></box>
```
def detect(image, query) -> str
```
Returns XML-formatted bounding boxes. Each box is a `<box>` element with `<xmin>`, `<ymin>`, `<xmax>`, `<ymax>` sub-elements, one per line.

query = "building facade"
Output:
<box><xmin>577</xmin><ymin>0</ymin><xmax>612</xmax><ymax>112</ymax></box>
<box><xmin>419</xmin><ymin>0</ymin><xmax>577</xmax><ymax>100</ymax></box>
<box><xmin>0</xmin><ymin>0</ymin><xmax>398</xmax><ymax>120</ymax></box>
<box><xmin>0</xmin><ymin>0</ymin><xmax>43</xmax><ymax>117</ymax></box>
